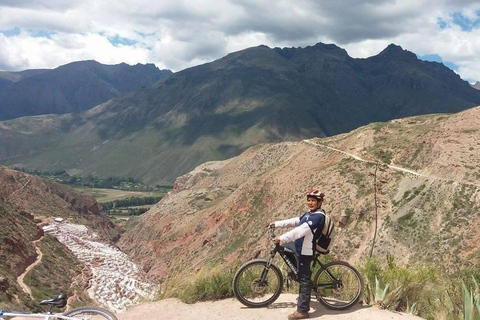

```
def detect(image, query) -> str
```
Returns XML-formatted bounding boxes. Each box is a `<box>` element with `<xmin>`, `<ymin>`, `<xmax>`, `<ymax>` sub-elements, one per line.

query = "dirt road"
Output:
<box><xmin>17</xmin><ymin>236</ymin><xmax>43</xmax><ymax>300</ymax></box>
<box><xmin>116</xmin><ymin>294</ymin><xmax>424</xmax><ymax>320</ymax></box>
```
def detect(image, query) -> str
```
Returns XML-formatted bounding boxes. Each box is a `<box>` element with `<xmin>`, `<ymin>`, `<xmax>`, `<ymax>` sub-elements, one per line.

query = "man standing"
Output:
<box><xmin>269</xmin><ymin>189</ymin><xmax>326</xmax><ymax>320</ymax></box>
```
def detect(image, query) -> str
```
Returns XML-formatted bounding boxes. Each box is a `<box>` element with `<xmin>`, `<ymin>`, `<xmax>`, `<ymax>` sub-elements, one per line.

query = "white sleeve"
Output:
<box><xmin>275</xmin><ymin>217</ymin><xmax>300</xmax><ymax>228</ymax></box>
<box><xmin>279</xmin><ymin>223</ymin><xmax>311</xmax><ymax>244</ymax></box>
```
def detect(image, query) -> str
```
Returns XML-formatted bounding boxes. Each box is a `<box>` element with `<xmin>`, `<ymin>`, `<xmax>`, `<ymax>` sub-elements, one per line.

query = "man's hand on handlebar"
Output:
<box><xmin>267</xmin><ymin>224</ymin><xmax>280</xmax><ymax>243</ymax></box>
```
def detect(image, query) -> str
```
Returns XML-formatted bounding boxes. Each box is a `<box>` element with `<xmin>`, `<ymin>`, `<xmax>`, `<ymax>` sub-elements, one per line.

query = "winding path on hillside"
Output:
<box><xmin>303</xmin><ymin>140</ymin><xmax>424</xmax><ymax>177</ymax></box>
<box><xmin>17</xmin><ymin>236</ymin><xmax>44</xmax><ymax>300</ymax></box>
<box><xmin>303</xmin><ymin>139</ymin><xmax>480</xmax><ymax>188</ymax></box>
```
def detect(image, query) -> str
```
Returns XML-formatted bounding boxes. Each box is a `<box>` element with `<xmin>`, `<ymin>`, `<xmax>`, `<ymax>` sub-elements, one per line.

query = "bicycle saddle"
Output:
<box><xmin>39</xmin><ymin>293</ymin><xmax>67</xmax><ymax>308</ymax></box>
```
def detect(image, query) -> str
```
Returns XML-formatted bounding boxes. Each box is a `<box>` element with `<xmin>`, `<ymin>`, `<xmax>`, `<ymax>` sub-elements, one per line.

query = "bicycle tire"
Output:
<box><xmin>63</xmin><ymin>306</ymin><xmax>118</xmax><ymax>320</ymax></box>
<box><xmin>313</xmin><ymin>260</ymin><xmax>363</xmax><ymax>310</ymax></box>
<box><xmin>232</xmin><ymin>259</ymin><xmax>284</xmax><ymax>308</ymax></box>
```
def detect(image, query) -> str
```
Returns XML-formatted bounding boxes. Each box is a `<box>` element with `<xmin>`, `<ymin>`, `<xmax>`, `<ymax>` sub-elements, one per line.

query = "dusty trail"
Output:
<box><xmin>116</xmin><ymin>293</ymin><xmax>424</xmax><ymax>320</ymax></box>
<box><xmin>17</xmin><ymin>236</ymin><xmax>44</xmax><ymax>300</ymax></box>
<box><xmin>303</xmin><ymin>140</ymin><xmax>425</xmax><ymax>177</ymax></box>
<box><xmin>304</xmin><ymin>139</ymin><xmax>480</xmax><ymax>188</ymax></box>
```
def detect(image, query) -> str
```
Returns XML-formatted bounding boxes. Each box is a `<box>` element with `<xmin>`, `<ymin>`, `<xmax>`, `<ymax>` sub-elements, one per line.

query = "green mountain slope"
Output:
<box><xmin>0</xmin><ymin>43</ymin><xmax>479</xmax><ymax>185</ymax></box>
<box><xmin>0</xmin><ymin>61</ymin><xmax>172</xmax><ymax>120</ymax></box>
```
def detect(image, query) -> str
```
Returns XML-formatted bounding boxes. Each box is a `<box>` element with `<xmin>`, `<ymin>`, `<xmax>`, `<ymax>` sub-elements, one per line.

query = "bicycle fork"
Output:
<box><xmin>260</xmin><ymin>251</ymin><xmax>275</xmax><ymax>284</ymax></box>
<box><xmin>258</xmin><ymin>249</ymin><xmax>277</xmax><ymax>284</ymax></box>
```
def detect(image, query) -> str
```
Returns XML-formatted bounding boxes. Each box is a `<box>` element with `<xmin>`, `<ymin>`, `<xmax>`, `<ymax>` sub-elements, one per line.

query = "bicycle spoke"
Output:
<box><xmin>314</xmin><ymin>261</ymin><xmax>363</xmax><ymax>309</ymax></box>
<box><xmin>233</xmin><ymin>259</ymin><xmax>283</xmax><ymax>307</ymax></box>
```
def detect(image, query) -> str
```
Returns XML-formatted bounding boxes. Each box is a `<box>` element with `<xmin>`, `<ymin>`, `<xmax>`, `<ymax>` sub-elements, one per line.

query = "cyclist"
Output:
<box><xmin>269</xmin><ymin>189</ymin><xmax>326</xmax><ymax>320</ymax></box>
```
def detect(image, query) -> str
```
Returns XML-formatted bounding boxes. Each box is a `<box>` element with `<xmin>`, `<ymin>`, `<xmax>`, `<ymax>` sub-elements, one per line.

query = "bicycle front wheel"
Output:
<box><xmin>313</xmin><ymin>261</ymin><xmax>363</xmax><ymax>310</ymax></box>
<box><xmin>63</xmin><ymin>306</ymin><xmax>118</xmax><ymax>320</ymax></box>
<box><xmin>232</xmin><ymin>259</ymin><xmax>283</xmax><ymax>308</ymax></box>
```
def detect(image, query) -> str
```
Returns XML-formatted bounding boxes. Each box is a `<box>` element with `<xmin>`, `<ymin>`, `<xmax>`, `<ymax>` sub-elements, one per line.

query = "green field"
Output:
<box><xmin>73</xmin><ymin>186</ymin><xmax>166</xmax><ymax>203</ymax></box>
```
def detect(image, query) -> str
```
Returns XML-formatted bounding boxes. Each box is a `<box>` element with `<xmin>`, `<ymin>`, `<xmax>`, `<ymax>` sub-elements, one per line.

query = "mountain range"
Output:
<box><xmin>0</xmin><ymin>61</ymin><xmax>172</xmax><ymax>120</ymax></box>
<box><xmin>1</xmin><ymin>43</ymin><xmax>480</xmax><ymax>185</ymax></box>
<box><xmin>117</xmin><ymin>105</ymin><xmax>480</xmax><ymax>280</ymax></box>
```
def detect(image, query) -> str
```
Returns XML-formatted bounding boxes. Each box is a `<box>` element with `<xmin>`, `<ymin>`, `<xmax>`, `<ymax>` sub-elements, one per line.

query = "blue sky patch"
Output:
<box><xmin>437</xmin><ymin>18</ymin><xmax>448</xmax><ymax>30</ymax></box>
<box><xmin>31</xmin><ymin>30</ymin><xmax>56</xmax><ymax>39</ymax></box>
<box><xmin>418</xmin><ymin>53</ymin><xmax>459</xmax><ymax>71</ymax></box>
<box><xmin>438</xmin><ymin>11</ymin><xmax>480</xmax><ymax>31</ymax></box>
<box><xmin>452</xmin><ymin>11</ymin><xmax>480</xmax><ymax>31</ymax></box>
<box><xmin>108</xmin><ymin>35</ymin><xmax>138</xmax><ymax>47</ymax></box>
<box><xmin>1</xmin><ymin>27</ymin><xmax>21</xmax><ymax>37</ymax></box>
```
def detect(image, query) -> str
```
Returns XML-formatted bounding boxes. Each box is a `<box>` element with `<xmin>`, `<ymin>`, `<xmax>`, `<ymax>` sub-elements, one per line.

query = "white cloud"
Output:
<box><xmin>0</xmin><ymin>0</ymin><xmax>479</xmax><ymax>82</ymax></box>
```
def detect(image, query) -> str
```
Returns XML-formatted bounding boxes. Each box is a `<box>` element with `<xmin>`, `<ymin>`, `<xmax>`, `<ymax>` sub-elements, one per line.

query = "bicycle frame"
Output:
<box><xmin>233</xmin><ymin>227</ymin><xmax>364</xmax><ymax>309</ymax></box>
<box><xmin>266</xmin><ymin>227</ymin><xmax>341</xmax><ymax>292</ymax></box>
<box><xmin>0</xmin><ymin>310</ymin><xmax>77</xmax><ymax>320</ymax></box>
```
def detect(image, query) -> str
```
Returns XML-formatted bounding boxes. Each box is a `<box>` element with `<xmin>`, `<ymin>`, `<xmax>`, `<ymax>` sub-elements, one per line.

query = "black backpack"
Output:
<box><xmin>311</xmin><ymin>210</ymin><xmax>334</xmax><ymax>253</ymax></box>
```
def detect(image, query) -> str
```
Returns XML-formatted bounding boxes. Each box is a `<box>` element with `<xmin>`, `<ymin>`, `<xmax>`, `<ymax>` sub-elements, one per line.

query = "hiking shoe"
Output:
<box><xmin>287</xmin><ymin>311</ymin><xmax>309</xmax><ymax>320</ymax></box>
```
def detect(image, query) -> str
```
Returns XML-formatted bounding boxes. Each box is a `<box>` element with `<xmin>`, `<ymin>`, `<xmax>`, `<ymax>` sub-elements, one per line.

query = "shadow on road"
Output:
<box><xmin>267</xmin><ymin>301</ymin><xmax>297</xmax><ymax>309</ymax></box>
<box><xmin>309</xmin><ymin>300</ymin><xmax>371</xmax><ymax>319</ymax></box>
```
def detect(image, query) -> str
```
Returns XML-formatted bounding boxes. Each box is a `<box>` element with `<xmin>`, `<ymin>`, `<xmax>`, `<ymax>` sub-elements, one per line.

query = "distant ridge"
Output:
<box><xmin>473</xmin><ymin>81</ymin><xmax>480</xmax><ymax>90</ymax></box>
<box><xmin>1</xmin><ymin>42</ymin><xmax>480</xmax><ymax>184</ymax></box>
<box><xmin>0</xmin><ymin>61</ymin><xmax>172</xmax><ymax>120</ymax></box>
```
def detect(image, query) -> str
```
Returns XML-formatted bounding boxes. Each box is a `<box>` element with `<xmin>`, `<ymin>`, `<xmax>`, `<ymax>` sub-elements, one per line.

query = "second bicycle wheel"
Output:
<box><xmin>63</xmin><ymin>306</ymin><xmax>118</xmax><ymax>320</ymax></box>
<box><xmin>232</xmin><ymin>259</ymin><xmax>283</xmax><ymax>308</ymax></box>
<box><xmin>313</xmin><ymin>261</ymin><xmax>363</xmax><ymax>310</ymax></box>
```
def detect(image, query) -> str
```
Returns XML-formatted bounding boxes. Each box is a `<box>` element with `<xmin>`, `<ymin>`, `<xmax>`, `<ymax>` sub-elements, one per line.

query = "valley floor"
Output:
<box><xmin>116</xmin><ymin>294</ymin><xmax>424</xmax><ymax>320</ymax></box>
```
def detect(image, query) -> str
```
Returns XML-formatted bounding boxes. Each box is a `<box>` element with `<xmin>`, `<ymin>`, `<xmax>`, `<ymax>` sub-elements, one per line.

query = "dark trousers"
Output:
<box><xmin>297</xmin><ymin>254</ymin><xmax>313</xmax><ymax>313</ymax></box>
<box><xmin>282</xmin><ymin>242</ymin><xmax>313</xmax><ymax>313</ymax></box>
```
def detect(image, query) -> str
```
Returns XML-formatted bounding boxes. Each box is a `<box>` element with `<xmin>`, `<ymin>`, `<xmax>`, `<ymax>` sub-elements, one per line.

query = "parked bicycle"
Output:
<box><xmin>232</xmin><ymin>226</ymin><xmax>364</xmax><ymax>309</ymax></box>
<box><xmin>0</xmin><ymin>293</ymin><xmax>117</xmax><ymax>320</ymax></box>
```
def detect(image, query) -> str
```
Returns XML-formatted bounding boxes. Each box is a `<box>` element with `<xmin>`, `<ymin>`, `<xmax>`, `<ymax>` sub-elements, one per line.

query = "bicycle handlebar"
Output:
<box><xmin>268</xmin><ymin>225</ymin><xmax>276</xmax><ymax>239</ymax></box>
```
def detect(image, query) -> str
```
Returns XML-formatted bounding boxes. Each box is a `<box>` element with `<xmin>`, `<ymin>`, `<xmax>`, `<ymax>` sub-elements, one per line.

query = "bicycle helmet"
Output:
<box><xmin>306</xmin><ymin>189</ymin><xmax>324</xmax><ymax>205</ymax></box>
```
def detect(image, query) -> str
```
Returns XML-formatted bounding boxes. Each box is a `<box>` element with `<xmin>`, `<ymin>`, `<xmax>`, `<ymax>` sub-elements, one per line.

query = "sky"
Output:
<box><xmin>0</xmin><ymin>0</ymin><xmax>480</xmax><ymax>83</ymax></box>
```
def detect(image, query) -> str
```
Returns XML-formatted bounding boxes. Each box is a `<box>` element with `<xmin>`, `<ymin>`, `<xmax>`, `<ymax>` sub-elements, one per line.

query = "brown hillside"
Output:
<box><xmin>117</xmin><ymin>106</ymin><xmax>480</xmax><ymax>280</ymax></box>
<box><xmin>0</xmin><ymin>166</ymin><xmax>120</xmax><ymax>310</ymax></box>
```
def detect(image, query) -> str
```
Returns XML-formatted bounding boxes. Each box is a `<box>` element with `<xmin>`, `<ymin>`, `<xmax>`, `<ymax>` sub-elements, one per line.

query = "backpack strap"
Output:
<box><xmin>307</xmin><ymin>209</ymin><xmax>331</xmax><ymax>235</ymax></box>
<box><xmin>321</xmin><ymin>212</ymin><xmax>334</xmax><ymax>238</ymax></box>
<box><xmin>309</xmin><ymin>209</ymin><xmax>334</xmax><ymax>253</ymax></box>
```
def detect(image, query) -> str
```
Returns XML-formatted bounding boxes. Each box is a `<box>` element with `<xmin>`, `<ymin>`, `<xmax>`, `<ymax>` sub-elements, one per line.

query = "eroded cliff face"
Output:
<box><xmin>117</xmin><ymin>106</ymin><xmax>480</xmax><ymax>280</ymax></box>
<box><xmin>0</xmin><ymin>166</ymin><xmax>120</xmax><ymax>240</ymax></box>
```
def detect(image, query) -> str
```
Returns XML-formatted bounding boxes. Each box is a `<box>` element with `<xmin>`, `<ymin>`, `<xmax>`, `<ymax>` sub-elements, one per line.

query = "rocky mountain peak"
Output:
<box><xmin>373</xmin><ymin>43</ymin><xmax>418</xmax><ymax>62</ymax></box>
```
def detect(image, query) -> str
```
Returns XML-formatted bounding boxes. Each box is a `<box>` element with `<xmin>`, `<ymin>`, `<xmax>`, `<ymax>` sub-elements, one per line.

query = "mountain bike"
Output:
<box><xmin>0</xmin><ymin>293</ymin><xmax>117</xmax><ymax>320</ymax></box>
<box><xmin>232</xmin><ymin>226</ymin><xmax>363</xmax><ymax>309</ymax></box>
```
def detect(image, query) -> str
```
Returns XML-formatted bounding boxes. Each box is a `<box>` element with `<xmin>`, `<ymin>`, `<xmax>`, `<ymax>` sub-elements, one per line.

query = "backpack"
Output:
<box><xmin>311</xmin><ymin>209</ymin><xmax>334</xmax><ymax>253</ymax></box>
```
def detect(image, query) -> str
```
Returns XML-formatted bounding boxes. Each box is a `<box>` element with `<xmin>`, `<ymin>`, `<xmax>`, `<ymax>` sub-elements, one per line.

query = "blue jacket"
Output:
<box><xmin>275</xmin><ymin>209</ymin><xmax>325</xmax><ymax>255</ymax></box>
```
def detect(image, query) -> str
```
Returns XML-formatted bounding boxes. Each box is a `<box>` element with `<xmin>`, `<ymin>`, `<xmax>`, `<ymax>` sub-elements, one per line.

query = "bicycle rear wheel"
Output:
<box><xmin>63</xmin><ymin>306</ymin><xmax>118</xmax><ymax>320</ymax></box>
<box><xmin>232</xmin><ymin>259</ymin><xmax>283</xmax><ymax>308</ymax></box>
<box><xmin>313</xmin><ymin>261</ymin><xmax>363</xmax><ymax>310</ymax></box>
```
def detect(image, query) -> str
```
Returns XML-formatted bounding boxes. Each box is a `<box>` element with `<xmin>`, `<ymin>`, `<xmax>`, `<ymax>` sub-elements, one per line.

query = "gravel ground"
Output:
<box><xmin>116</xmin><ymin>294</ymin><xmax>425</xmax><ymax>320</ymax></box>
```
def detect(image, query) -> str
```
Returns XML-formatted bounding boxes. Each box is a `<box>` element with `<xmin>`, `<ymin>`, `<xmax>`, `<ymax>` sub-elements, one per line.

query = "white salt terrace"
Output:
<box><xmin>43</xmin><ymin>222</ymin><xmax>157</xmax><ymax>313</ymax></box>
